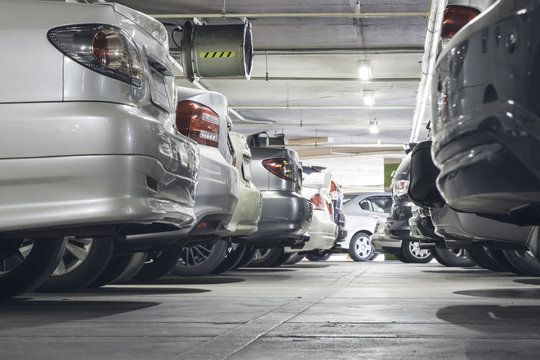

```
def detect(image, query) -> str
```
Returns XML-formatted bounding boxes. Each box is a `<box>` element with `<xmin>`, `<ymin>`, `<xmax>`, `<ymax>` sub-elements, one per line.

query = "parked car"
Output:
<box><xmin>240</xmin><ymin>146</ymin><xmax>313</xmax><ymax>267</ymax></box>
<box><xmin>339</xmin><ymin>192</ymin><xmax>391</xmax><ymax>261</ymax></box>
<box><xmin>284</xmin><ymin>170</ymin><xmax>338</xmax><ymax>259</ymax></box>
<box><xmin>431</xmin><ymin>0</ymin><xmax>540</xmax><ymax>227</ymax></box>
<box><xmin>371</xmin><ymin>152</ymin><xmax>433</xmax><ymax>263</ymax></box>
<box><xmin>0</xmin><ymin>1</ymin><xmax>199</xmax><ymax>297</ymax></box>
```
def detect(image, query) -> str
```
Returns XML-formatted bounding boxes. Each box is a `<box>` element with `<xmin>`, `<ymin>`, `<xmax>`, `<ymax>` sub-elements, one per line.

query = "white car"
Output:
<box><xmin>340</xmin><ymin>193</ymin><xmax>392</xmax><ymax>261</ymax></box>
<box><xmin>285</xmin><ymin>171</ymin><xmax>337</xmax><ymax>255</ymax></box>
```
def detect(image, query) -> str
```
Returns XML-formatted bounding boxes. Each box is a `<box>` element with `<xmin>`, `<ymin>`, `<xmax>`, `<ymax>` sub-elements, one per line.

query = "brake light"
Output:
<box><xmin>176</xmin><ymin>101</ymin><xmax>220</xmax><ymax>147</ymax></box>
<box><xmin>393</xmin><ymin>180</ymin><xmax>410</xmax><ymax>197</ymax></box>
<box><xmin>47</xmin><ymin>25</ymin><xmax>143</xmax><ymax>86</ymax></box>
<box><xmin>327</xmin><ymin>201</ymin><xmax>334</xmax><ymax>216</ymax></box>
<box><xmin>441</xmin><ymin>6</ymin><xmax>480</xmax><ymax>41</ymax></box>
<box><xmin>330</xmin><ymin>181</ymin><xmax>338</xmax><ymax>193</ymax></box>
<box><xmin>311</xmin><ymin>194</ymin><xmax>326</xmax><ymax>211</ymax></box>
<box><xmin>262</xmin><ymin>158</ymin><xmax>295</xmax><ymax>181</ymax></box>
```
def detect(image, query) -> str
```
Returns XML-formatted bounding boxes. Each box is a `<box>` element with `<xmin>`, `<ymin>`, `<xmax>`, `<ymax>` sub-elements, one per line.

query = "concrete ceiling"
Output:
<box><xmin>68</xmin><ymin>0</ymin><xmax>434</xmax><ymax>158</ymax></box>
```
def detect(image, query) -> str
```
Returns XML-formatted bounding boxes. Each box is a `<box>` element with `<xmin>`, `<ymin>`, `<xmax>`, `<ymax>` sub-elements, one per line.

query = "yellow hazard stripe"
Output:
<box><xmin>200</xmin><ymin>51</ymin><xmax>236</xmax><ymax>58</ymax></box>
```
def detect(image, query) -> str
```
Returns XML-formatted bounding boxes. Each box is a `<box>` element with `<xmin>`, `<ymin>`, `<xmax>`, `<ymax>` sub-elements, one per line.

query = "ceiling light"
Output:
<box><xmin>369</xmin><ymin>120</ymin><xmax>380</xmax><ymax>134</ymax></box>
<box><xmin>358</xmin><ymin>60</ymin><xmax>371</xmax><ymax>81</ymax></box>
<box><xmin>363</xmin><ymin>90</ymin><xmax>375</xmax><ymax>107</ymax></box>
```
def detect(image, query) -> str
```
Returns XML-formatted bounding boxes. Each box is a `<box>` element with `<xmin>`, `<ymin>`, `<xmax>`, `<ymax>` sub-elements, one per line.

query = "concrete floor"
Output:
<box><xmin>1</xmin><ymin>258</ymin><xmax>540</xmax><ymax>359</ymax></box>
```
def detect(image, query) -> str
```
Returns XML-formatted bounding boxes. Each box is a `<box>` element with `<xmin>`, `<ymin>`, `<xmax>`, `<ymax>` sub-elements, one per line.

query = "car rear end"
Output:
<box><xmin>241</xmin><ymin>147</ymin><xmax>313</xmax><ymax>248</ymax></box>
<box><xmin>387</xmin><ymin>153</ymin><xmax>415</xmax><ymax>241</ymax></box>
<box><xmin>0</xmin><ymin>2</ymin><xmax>199</xmax><ymax>237</ymax></box>
<box><xmin>431</xmin><ymin>0</ymin><xmax>540</xmax><ymax>224</ymax></box>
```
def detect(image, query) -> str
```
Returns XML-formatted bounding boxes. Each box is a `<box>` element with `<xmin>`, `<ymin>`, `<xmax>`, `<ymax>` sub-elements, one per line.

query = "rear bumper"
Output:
<box><xmin>286</xmin><ymin>210</ymin><xmax>337</xmax><ymax>252</ymax></box>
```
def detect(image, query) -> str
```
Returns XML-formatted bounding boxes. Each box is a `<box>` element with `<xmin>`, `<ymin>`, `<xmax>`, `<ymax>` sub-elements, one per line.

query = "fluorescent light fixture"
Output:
<box><xmin>363</xmin><ymin>90</ymin><xmax>375</xmax><ymax>107</ymax></box>
<box><xmin>358</xmin><ymin>60</ymin><xmax>371</xmax><ymax>80</ymax></box>
<box><xmin>369</xmin><ymin>120</ymin><xmax>380</xmax><ymax>134</ymax></box>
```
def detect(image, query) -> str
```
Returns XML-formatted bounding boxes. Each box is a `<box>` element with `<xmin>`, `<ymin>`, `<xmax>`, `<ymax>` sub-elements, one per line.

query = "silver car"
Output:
<box><xmin>0</xmin><ymin>1</ymin><xmax>200</xmax><ymax>297</ymax></box>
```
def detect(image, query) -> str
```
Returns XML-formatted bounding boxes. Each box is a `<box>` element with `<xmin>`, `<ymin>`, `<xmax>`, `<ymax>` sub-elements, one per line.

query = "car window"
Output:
<box><xmin>360</xmin><ymin>196</ymin><xmax>392</xmax><ymax>213</ymax></box>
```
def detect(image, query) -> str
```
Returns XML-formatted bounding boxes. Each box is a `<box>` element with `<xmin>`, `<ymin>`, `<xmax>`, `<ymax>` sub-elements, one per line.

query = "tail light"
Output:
<box><xmin>327</xmin><ymin>201</ymin><xmax>334</xmax><ymax>216</ymax></box>
<box><xmin>311</xmin><ymin>194</ymin><xmax>326</xmax><ymax>211</ymax></box>
<box><xmin>47</xmin><ymin>25</ymin><xmax>143</xmax><ymax>87</ymax></box>
<box><xmin>441</xmin><ymin>6</ymin><xmax>480</xmax><ymax>41</ymax></box>
<box><xmin>176</xmin><ymin>101</ymin><xmax>220</xmax><ymax>147</ymax></box>
<box><xmin>393</xmin><ymin>180</ymin><xmax>410</xmax><ymax>197</ymax></box>
<box><xmin>262</xmin><ymin>158</ymin><xmax>295</xmax><ymax>181</ymax></box>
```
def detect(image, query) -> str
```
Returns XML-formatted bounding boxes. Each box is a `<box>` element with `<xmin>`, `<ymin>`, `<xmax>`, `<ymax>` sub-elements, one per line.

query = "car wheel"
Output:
<box><xmin>133</xmin><ymin>249</ymin><xmax>182</xmax><ymax>281</ymax></box>
<box><xmin>468</xmin><ymin>244</ymin><xmax>513</xmax><ymax>273</ymax></box>
<box><xmin>209</xmin><ymin>243</ymin><xmax>246</xmax><ymax>274</ymax></box>
<box><xmin>109</xmin><ymin>252</ymin><xmax>148</xmax><ymax>284</ymax></box>
<box><xmin>87</xmin><ymin>252</ymin><xmax>146</xmax><ymax>287</ymax></box>
<box><xmin>503</xmin><ymin>250</ymin><xmax>540</xmax><ymax>276</ymax></box>
<box><xmin>0</xmin><ymin>237</ymin><xmax>65</xmax><ymax>298</ymax></box>
<box><xmin>432</xmin><ymin>247</ymin><xmax>476</xmax><ymax>267</ymax></box>
<box><xmin>234</xmin><ymin>245</ymin><xmax>257</xmax><ymax>269</ymax></box>
<box><xmin>248</xmin><ymin>248</ymin><xmax>284</xmax><ymax>267</ymax></box>
<box><xmin>306</xmin><ymin>251</ymin><xmax>333</xmax><ymax>261</ymax></box>
<box><xmin>169</xmin><ymin>238</ymin><xmax>229</xmax><ymax>276</ymax></box>
<box><xmin>400</xmin><ymin>240</ymin><xmax>433</xmax><ymax>263</ymax></box>
<box><xmin>37</xmin><ymin>237</ymin><xmax>115</xmax><ymax>292</ymax></box>
<box><xmin>348</xmin><ymin>232</ymin><xmax>374</xmax><ymax>262</ymax></box>
<box><xmin>284</xmin><ymin>253</ymin><xmax>305</xmax><ymax>265</ymax></box>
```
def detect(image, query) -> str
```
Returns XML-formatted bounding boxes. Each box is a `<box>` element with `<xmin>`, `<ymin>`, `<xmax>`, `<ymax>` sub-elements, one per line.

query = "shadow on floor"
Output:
<box><xmin>234</xmin><ymin>268</ymin><xmax>297</xmax><ymax>273</ymax></box>
<box><xmin>128</xmin><ymin>275</ymin><xmax>245</xmax><ymax>285</ymax></box>
<box><xmin>79</xmin><ymin>286</ymin><xmax>211</xmax><ymax>295</ymax></box>
<box><xmin>0</xmin><ymin>299</ymin><xmax>160</xmax><ymax>331</ymax></box>
<box><xmin>454</xmin><ymin>288</ymin><xmax>540</xmax><ymax>299</ymax></box>
<box><xmin>283</xmin><ymin>263</ymin><xmax>332</xmax><ymax>269</ymax></box>
<box><xmin>514</xmin><ymin>278</ymin><xmax>540</xmax><ymax>286</ymax></box>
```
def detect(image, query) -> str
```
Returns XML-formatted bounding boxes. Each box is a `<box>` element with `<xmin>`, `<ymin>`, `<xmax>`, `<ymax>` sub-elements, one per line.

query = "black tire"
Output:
<box><xmin>489</xmin><ymin>249</ymin><xmax>523</xmax><ymax>275</ymax></box>
<box><xmin>247</xmin><ymin>248</ymin><xmax>284</xmax><ymax>267</ymax></box>
<box><xmin>269</xmin><ymin>248</ymin><xmax>292</xmax><ymax>267</ymax></box>
<box><xmin>400</xmin><ymin>240</ymin><xmax>433</xmax><ymax>263</ymax></box>
<box><xmin>133</xmin><ymin>249</ymin><xmax>182</xmax><ymax>281</ymax></box>
<box><xmin>234</xmin><ymin>245</ymin><xmax>257</xmax><ymax>269</ymax></box>
<box><xmin>306</xmin><ymin>251</ymin><xmax>332</xmax><ymax>261</ymax></box>
<box><xmin>433</xmin><ymin>247</ymin><xmax>476</xmax><ymax>267</ymax></box>
<box><xmin>37</xmin><ymin>237</ymin><xmax>115</xmax><ymax>292</ymax></box>
<box><xmin>503</xmin><ymin>250</ymin><xmax>540</xmax><ymax>276</ymax></box>
<box><xmin>284</xmin><ymin>253</ymin><xmax>305</xmax><ymax>265</ymax></box>
<box><xmin>169</xmin><ymin>238</ymin><xmax>229</xmax><ymax>276</ymax></box>
<box><xmin>87</xmin><ymin>252</ymin><xmax>143</xmax><ymax>288</ymax></box>
<box><xmin>110</xmin><ymin>252</ymin><xmax>148</xmax><ymax>284</ymax></box>
<box><xmin>348</xmin><ymin>232</ymin><xmax>374</xmax><ymax>262</ymax></box>
<box><xmin>0</xmin><ymin>237</ymin><xmax>65</xmax><ymax>298</ymax></box>
<box><xmin>209</xmin><ymin>244</ymin><xmax>246</xmax><ymax>274</ymax></box>
<box><xmin>467</xmin><ymin>244</ymin><xmax>510</xmax><ymax>272</ymax></box>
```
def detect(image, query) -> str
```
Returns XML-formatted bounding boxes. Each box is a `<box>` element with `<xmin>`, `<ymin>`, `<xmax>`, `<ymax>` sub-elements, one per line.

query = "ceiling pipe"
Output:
<box><xmin>150</xmin><ymin>11</ymin><xmax>429</xmax><ymax>19</ymax></box>
<box><xmin>253</xmin><ymin>48</ymin><xmax>424</xmax><ymax>55</ymax></box>
<box><xmin>206</xmin><ymin>76</ymin><xmax>420</xmax><ymax>82</ymax></box>
<box><xmin>230</xmin><ymin>105</ymin><xmax>415</xmax><ymax>110</ymax></box>
<box><xmin>409</xmin><ymin>0</ymin><xmax>446</xmax><ymax>143</ymax></box>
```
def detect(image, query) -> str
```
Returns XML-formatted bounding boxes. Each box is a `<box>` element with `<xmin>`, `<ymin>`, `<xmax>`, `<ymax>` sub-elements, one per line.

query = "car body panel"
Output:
<box><xmin>0</xmin><ymin>2</ymin><xmax>199</xmax><ymax>236</ymax></box>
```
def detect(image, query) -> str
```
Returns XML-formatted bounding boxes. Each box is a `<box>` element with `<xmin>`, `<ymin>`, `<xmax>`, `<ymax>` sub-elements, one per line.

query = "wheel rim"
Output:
<box><xmin>178</xmin><ymin>243</ymin><xmax>216</xmax><ymax>268</ymax></box>
<box><xmin>448</xmin><ymin>248</ymin><xmax>467</xmax><ymax>259</ymax></box>
<box><xmin>253</xmin><ymin>249</ymin><xmax>272</xmax><ymax>261</ymax></box>
<box><xmin>52</xmin><ymin>237</ymin><xmax>93</xmax><ymax>276</ymax></box>
<box><xmin>0</xmin><ymin>239</ymin><xmax>34</xmax><ymax>275</ymax></box>
<box><xmin>409</xmin><ymin>241</ymin><xmax>431</xmax><ymax>259</ymax></box>
<box><xmin>354</xmin><ymin>236</ymin><xmax>373</xmax><ymax>259</ymax></box>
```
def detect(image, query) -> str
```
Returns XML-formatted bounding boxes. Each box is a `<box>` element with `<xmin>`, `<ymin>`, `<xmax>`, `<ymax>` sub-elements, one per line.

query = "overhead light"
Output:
<box><xmin>358</xmin><ymin>60</ymin><xmax>371</xmax><ymax>81</ymax></box>
<box><xmin>369</xmin><ymin>120</ymin><xmax>380</xmax><ymax>134</ymax></box>
<box><xmin>363</xmin><ymin>90</ymin><xmax>375</xmax><ymax>107</ymax></box>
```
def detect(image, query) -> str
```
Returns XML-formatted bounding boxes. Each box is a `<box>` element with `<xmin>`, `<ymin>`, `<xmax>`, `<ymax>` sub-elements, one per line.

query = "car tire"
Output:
<box><xmin>109</xmin><ymin>252</ymin><xmax>148</xmax><ymax>284</ymax></box>
<box><xmin>133</xmin><ymin>249</ymin><xmax>182</xmax><ymax>281</ymax></box>
<box><xmin>269</xmin><ymin>248</ymin><xmax>293</xmax><ymax>267</ymax></box>
<box><xmin>87</xmin><ymin>252</ymin><xmax>145</xmax><ymax>288</ymax></box>
<box><xmin>247</xmin><ymin>248</ymin><xmax>284</xmax><ymax>267</ymax></box>
<box><xmin>284</xmin><ymin>253</ymin><xmax>305</xmax><ymax>265</ymax></box>
<box><xmin>306</xmin><ymin>251</ymin><xmax>332</xmax><ymax>261</ymax></box>
<box><xmin>169</xmin><ymin>238</ymin><xmax>229</xmax><ymax>276</ymax></box>
<box><xmin>348</xmin><ymin>232</ymin><xmax>374</xmax><ymax>262</ymax></box>
<box><xmin>0</xmin><ymin>237</ymin><xmax>65</xmax><ymax>298</ymax></box>
<box><xmin>432</xmin><ymin>247</ymin><xmax>476</xmax><ymax>267</ymax></box>
<box><xmin>37</xmin><ymin>237</ymin><xmax>115</xmax><ymax>292</ymax></box>
<box><xmin>400</xmin><ymin>240</ymin><xmax>433</xmax><ymax>263</ymax></box>
<box><xmin>467</xmin><ymin>244</ymin><xmax>510</xmax><ymax>272</ymax></box>
<box><xmin>502</xmin><ymin>250</ymin><xmax>540</xmax><ymax>276</ymax></box>
<box><xmin>210</xmin><ymin>243</ymin><xmax>246</xmax><ymax>274</ymax></box>
<box><xmin>234</xmin><ymin>246</ymin><xmax>257</xmax><ymax>269</ymax></box>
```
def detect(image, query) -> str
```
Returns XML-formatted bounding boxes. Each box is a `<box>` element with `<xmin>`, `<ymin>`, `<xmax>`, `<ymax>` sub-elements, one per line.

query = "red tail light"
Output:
<box><xmin>176</xmin><ymin>101</ymin><xmax>220</xmax><ymax>147</ymax></box>
<box><xmin>330</xmin><ymin>181</ymin><xmax>338</xmax><ymax>193</ymax></box>
<box><xmin>327</xmin><ymin>201</ymin><xmax>333</xmax><ymax>215</ymax></box>
<box><xmin>441</xmin><ymin>6</ymin><xmax>480</xmax><ymax>40</ymax></box>
<box><xmin>311</xmin><ymin>194</ymin><xmax>326</xmax><ymax>211</ymax></box>
<box><xmin>262</xmin><ymin>158</ymin><xmax>295</xmax><ymax>181</ymax></box>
